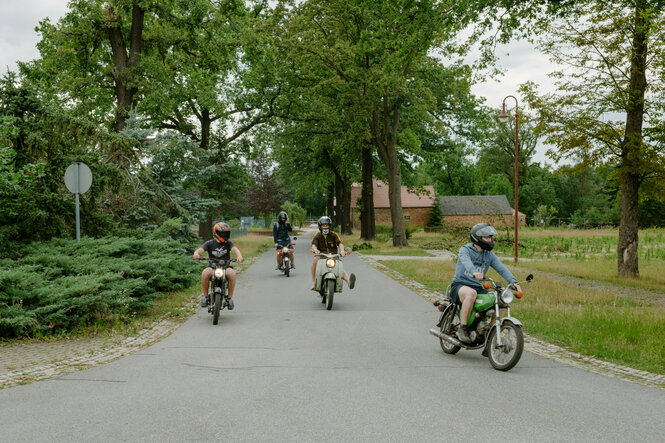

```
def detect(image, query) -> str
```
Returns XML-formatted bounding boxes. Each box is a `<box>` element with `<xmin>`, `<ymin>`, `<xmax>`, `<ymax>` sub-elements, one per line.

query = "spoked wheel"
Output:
<box><xmin>439</xmin><ymin>305</ymin><xmax>461</xmax><ymax>355</ymax></box>
<box><xmin>487</xmin><ymin>320</ymin><xmax>524</xmax><ymax>371</ymax></box>
<box><xmin>325</xmin><ymin>280</ymin><xmax>334</xmax><ymax>310</ymax></box>
<box><xmin>212</xmin><ymin>292</ymin><xmax>222</xmax><ymax>325</ymax></box>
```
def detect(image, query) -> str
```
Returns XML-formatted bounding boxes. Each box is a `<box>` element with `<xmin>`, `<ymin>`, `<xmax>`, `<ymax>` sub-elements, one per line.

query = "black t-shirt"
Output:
<box><xmin>201</xmin><ymin>239</ymin><xmax>236</xmax><ymax>261</ymax></box>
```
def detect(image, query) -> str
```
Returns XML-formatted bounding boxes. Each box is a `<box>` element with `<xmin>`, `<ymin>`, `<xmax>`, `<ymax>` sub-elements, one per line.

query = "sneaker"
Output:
<box><xmin>201</xmin><ymin>296</ymin><xmax>210</xmax><ymax>307</ymax></box>
<box><xmin>275</xmin><ymin>265</ymin><xmax>280</xmax><ymax>270</ymax></box>
<box><xmin>291</xmin><ymin>263</ymin><xmax>295</xmax><ymax>269</ymax></box>
<box><xmin>482</xmin><ymin>346</ymin><xmax>489</xmax><ymax>357</ymax></box>
<box><xmin>311</xmin><ymin>283</ymin><xmax>317</xmax><ymax>291</ymax></box>
<box><xmin>227</xmin><ymin>298</ymin><xmax>234</xmax><ymax>310</ymax></box>
<box><xmin>457</xmin><ymin>326</ymin><xmax>471</xmax><ymax>344</ymax></box>
<box><xmin>349</xmin><ymin>273</ymin><xmax>356</xmax><ymax>290</ymax></box>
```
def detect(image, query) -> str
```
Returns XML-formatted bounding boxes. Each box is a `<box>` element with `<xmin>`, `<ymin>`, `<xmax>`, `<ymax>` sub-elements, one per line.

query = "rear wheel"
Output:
<box><xmin>212</xmin><ymin>291</ymin><xmax>222</xmax><ymax>325</ymax></box>
<box><xmin>325</xmin><ymin>280</ymin><xmax>334</xmax><ymax>310</ymax></box>
<box><xmin>439</xmin><ymin>306</ymin><xmax>461</xmax><ymax>354</ymax></box>
<box><xmin>487</xmin><ymin>320</ymin><xmax>523</xmax><ymax>371</ymax></box>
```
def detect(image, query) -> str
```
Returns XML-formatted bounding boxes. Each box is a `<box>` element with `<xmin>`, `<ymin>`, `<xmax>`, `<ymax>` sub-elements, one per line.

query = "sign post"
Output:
<box><xmin>64</xmin><ymin>162</ymin><xmax>93</xmax><ymax>242</ymax></box>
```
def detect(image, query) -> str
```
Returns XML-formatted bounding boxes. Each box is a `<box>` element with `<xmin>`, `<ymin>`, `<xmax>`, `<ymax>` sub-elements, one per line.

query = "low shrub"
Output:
<box><xmin>0</xmin><ymin>234</ymin><xmax>199</xmax><ymax>338</ymax></box>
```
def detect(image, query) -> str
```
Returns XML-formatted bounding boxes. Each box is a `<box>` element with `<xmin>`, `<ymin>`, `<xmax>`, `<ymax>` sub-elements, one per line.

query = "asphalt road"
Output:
<box><xmin>1</xmin><ymin>231</ymin><xmax>664</xmax><ymax>442</ymax></box>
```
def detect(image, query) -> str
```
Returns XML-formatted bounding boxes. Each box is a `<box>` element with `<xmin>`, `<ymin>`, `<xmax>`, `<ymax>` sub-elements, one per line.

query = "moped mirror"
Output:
<box><xmin>293</xmin><ymin>237</ymin><xmax>298</xmax><ymax>241</ymax></box>
<box><xmin>526</xmin><ymin>274</ymin><xmax>534</xmax><ymax>282</ymax></box>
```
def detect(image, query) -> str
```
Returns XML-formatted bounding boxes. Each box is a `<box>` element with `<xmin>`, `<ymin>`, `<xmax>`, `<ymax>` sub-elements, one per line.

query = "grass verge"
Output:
<box><xmin>379</xmin><ymin>258</ymin><xmax>665</xmax><ymax>375</ymax></box>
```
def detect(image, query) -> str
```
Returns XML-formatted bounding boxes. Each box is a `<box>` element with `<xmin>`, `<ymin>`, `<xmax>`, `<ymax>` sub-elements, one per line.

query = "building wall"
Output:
<box><xmin>351</xmin><ymin>207</ymin><xmax>432</xmax><ymax>229</ymax></box>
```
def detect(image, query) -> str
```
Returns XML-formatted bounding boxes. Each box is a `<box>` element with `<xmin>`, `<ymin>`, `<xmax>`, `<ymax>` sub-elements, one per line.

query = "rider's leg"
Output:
<box><xmin>276</xmin><ymin>248</ymin><xmax>283</xmax><ymax>268</ymax></box>
<box><xmin>226</xmin><ymin>268</ymin><xmax>237</xmax><ymax>299</ymax></box>
<box><xmin>342</xmin><ymin>271</ymin><xmax>356</xmax><ymax>289</ymax></box>
<box><xmin>311</xmin><ymin>256</ymin><xmax>319</xmax><ymax>288</ymax></box>
<box><xmin>201</xmin><ymin>268</ymin><xmax>212</xmax><ymax>296</ymax></box>
<box><xmin>458</xmin><ymin>286</ymin><xmax>478</xmax><ymax>326</ymax></box>
<box><xmin>289</xmin><ymin>247</ymin><xmax>295</xmax><ymax>266</ymax></box>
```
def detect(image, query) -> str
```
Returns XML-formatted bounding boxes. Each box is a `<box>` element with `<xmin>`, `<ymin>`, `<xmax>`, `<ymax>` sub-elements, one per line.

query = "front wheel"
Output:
<box><xmin>439</xmin><ymin>306</ymin><xmax>461</xmax><ymax>355</ymax></box>
<box><xmin>285</xmin><ymin>259</ymin><xmax>290</xmax><ymax>277</ymax></box>
<box><xmin>212</xmin><ymin>292</ymin><xmax>222</xmax><ymax>325</ymax></box>
<box><xmin>486</xmin><ymin>320</ymin><xmax>523</xmax><ymax>371</ymax></box>
<box><xmin>325</xmin><ymin>280</ymin><xmax>334</xmax><ymax>310</ymax></box>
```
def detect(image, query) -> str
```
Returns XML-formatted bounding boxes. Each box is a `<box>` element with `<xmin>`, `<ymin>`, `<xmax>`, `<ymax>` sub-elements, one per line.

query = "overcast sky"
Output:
<box><xmin>1</xmin><ymin>1</ymin><xmax>555</xmax><ymax>163</ymax></box>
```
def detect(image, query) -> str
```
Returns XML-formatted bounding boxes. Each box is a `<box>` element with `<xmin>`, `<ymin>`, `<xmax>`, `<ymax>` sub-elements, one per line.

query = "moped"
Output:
<box><xmin>429</xmin><ymin>274</ymin><xmax>533</xmax><ymax>371</ymax></box>
<box><xmin>276</xmin><ymin>237</ymin><xmax>297</xmax><ymax>277</ymax></box>
<box><xmin>310</xmin><ymin>249</ymin><xmax>350</xmax><ymax>310</ymax></box>
<box><xmin>197</xmin><ymin>257</ymin><xmax>237</xmax><ymax>325</ymax></box>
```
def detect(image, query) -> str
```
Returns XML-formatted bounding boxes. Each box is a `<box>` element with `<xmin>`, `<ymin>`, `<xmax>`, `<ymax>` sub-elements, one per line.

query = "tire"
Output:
<box><xmin>285</xmin><ymin>259</ymin><xmax>290</xmax><ymax>277</ymax></box>
<box><xmin>212</xmin><ymin>289</ymin><xmax>222</xmax><ymax>326</ymax></box>
<box><xmin>439</xmin><ymin>306</ymin><xmax>461</xmax><ymax>355</ymax></box>
<box><xmin>325</xmin><ymin>280</ymin><xmax>334</xmax><ymax>310</ymax></box>
<box><xmin>486</xmin><ymin>320</ymin><xmax>524</xmax><ymax>371</ymax></box>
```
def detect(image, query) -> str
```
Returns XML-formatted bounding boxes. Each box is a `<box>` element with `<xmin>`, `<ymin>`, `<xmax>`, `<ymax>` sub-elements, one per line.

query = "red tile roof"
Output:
<box><xmin>350</xmin><ymin>180</ymin><xmax>435</xmax><ymax>208</ymax></box>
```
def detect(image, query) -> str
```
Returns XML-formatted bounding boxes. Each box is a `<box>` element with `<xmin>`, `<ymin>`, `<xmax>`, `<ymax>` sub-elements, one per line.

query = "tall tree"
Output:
<box><xmin>522</xmin><ymin>0</ymin><xmax>665</xmax><ymax>277</ymax></box>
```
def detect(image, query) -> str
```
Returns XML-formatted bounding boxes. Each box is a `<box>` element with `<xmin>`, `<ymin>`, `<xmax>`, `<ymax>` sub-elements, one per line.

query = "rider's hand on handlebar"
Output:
<box><xmin>193</xmin><ymin>253</ymin><xmax>200</xmax><ymax>260</ymax></box>
<box><xmin>513</xmin><ymin>283</ymin><xmax>522</xmax><ymax>293</ymax></box>
<box><xmin>473</xmin><ymin>272</ymin><xmax>484</xmax><ymax>280</ymax></box>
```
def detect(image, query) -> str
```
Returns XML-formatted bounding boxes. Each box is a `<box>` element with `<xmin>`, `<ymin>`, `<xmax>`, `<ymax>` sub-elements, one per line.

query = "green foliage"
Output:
<box><xmin>532</xmin><ymin>205</ymin><xmax>558</xmax><ymax>227</ymax></box>
<box><xmin>428</xmin><ymin>200</ymin><xmax>443</xmax><ymax>227</ymax></box>
<box><xmin>0</xmin><ymin>234</ymin><xmax>199</xmax><ymax>338</ymax></box>
<box><xmin>281</xmin><ymin>201</ymin><xmax>307</xmax><ymax>227</ymax></box>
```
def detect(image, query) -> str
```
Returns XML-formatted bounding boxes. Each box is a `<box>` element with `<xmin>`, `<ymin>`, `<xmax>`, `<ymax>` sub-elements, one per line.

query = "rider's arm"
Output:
<box><xmin>490</xmin><ymin>253</ymin><xmax>516</xmax><ymax>284</ymax></box>
<box><xmin>273</xmin><ymin>224</ymin><xmax>278</xmax><ymax>245</ymax></box>
<box><xmin>286</xmin><ymin>221</ymin><xmax>292</xmax><ymax>233</ymax></box>
<box><xmin>193</xmin><ymin>246</ymin><xmax>205</xmax><ymax>259</ymax></box>
<box><xmin>231</xmin><ymin>246</ymin><xmax>244</xmax><ymax>263</ymax></box>
<box><xmin>457</xmin><ymin>246</ymin><xmax>477</xmax><ymax>278</ymax></box>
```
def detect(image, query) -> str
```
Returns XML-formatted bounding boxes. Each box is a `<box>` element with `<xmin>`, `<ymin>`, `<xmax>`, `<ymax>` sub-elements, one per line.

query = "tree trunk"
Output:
<box><xmin>105</xmin><ymin>3</ymin><xmax>145</xmax><ymax>134</ymax></box>
<box><xmin>618</xmin><ymin>0</ymin><xmax>648</xmax><ymax>278</ymax></box>
<box><xmin>199</xmin><ymin>218</ymin><xmax>212</xmax><ymax>241</ymax></box>
<box><xmin>342</xmin><ymin>177</ymin><xmax>352</xmax><ymax>235</ymax></box>
<box><xmin>371</xmin><ymin>97</ymin><xmax>407</xmax><ymax>246</ymax></box>
<box><xmin>326</xmin><ymin>184</ymin><xmax>335</xmax><ymax>227</ymax></box>
<box><xmin>360</xmin><ymin>145</ymin><xmax>376</xmax><ymax>240</ymax></box>
<box><xmin>200</xmin><ymin>108</ymin><xmax>212</xmax><ymax>150</ymax></box>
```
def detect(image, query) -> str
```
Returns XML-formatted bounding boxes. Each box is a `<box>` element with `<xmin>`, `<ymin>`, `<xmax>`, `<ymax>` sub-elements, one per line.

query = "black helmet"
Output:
<box><xmin>213</xmin><ymin>222</ymin><xmax>231</xmax><ymax>242</ymax></box>
<box><xmin>470</xmin><ymin>223</ymin><xmax>498</xmax><ymax>251</ymax></box>
<box><xmin>278</xmin><ymin>211</ymin><xmax>288</xmax><ymax>224</ymax></box>
<box><xmin>318</xmin><ymin>216</ymin><xmax>332</xmax><ymax>234</ymax></box>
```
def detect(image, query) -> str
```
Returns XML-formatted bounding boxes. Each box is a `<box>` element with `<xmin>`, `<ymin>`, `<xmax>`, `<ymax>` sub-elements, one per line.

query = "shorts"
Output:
<box><xmin>449</xmin><ymin>282</ymin><xmax>488</xmax><ymax>304</ymax></box>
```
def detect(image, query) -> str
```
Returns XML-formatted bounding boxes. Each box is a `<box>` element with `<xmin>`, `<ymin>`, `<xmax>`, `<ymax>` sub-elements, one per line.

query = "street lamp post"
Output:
<box><xmin>497</xmin><ymin>95</ymin><xmax>519</xmax><ymax>263</ymax></box>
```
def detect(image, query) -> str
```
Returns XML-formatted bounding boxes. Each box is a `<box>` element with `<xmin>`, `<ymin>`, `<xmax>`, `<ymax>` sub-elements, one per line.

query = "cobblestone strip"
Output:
<box><xmin>356</xmin><ymin>252</ymin><xmax>665</xmax><ymax>390</ymax></box>
<box><xmin>0</xmin><ymin>255</ymin><xmax>261</xmax><ymax>389</ymax></box>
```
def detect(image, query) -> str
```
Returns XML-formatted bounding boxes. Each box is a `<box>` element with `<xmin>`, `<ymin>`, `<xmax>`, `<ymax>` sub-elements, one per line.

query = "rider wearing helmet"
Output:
<box><xmin>310</xmin><ymin>216</ymin><xmax>356</xmax><ymax>291</ymax></box>
<box><xmin>450</xmin><ymin>223</ymin><xmax>521</xmax><ymax>343</ymax></box>
<box><xmin>273</xmin><ymin>211</ymin><xmax>295</xmax><ymax>270</ymax></box>
<box><xmin>193</xmin><ymin>222</ymin><xmax>244</xmax><ymax>309</ymax></box>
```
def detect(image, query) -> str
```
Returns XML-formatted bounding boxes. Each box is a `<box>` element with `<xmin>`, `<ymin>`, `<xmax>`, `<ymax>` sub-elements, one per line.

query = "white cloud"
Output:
<box><xmin>0</xmin><ymin>1</ymin><xmax>68</xmax><ymax>73</ymax></box>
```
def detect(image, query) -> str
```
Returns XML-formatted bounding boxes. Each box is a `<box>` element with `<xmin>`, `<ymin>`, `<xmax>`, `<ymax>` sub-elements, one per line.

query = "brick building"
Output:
<box><xmin>437</xmin><ymin>195</ymin><xmax>525</xmax><ymax>227</ymax></box>
<box><xmin>350</xmin><ymin>180</ymin><xmax>435</xmax><ymax>229</ymax></box>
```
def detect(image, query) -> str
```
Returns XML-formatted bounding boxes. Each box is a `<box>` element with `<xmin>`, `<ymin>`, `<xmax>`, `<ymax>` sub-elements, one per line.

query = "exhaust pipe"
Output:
<box><xmin>429</xmin><ymin>328</ymin><xmax>462</xmax><ymax>347</ymax></box>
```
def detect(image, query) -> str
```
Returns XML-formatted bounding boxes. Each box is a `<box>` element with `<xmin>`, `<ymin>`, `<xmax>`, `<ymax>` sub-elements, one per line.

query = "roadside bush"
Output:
<box><xmin>0</xmin><ymin>234</ymin><xmax>199</xmax><ymax>338</ymax></box>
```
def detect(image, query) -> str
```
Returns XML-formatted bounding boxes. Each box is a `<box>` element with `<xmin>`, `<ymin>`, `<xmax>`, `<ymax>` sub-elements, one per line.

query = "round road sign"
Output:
<box><xmin>64</xmin><ymin>162</ymin><xmax>93</xmax><ymax>194</ymax></box>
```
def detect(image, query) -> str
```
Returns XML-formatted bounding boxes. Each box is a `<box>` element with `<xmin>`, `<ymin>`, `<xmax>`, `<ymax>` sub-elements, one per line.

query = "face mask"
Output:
<box><xmin>322</xmin><ymin>228</ymin><xmax>330</xmax><ymax>234</ymax></box>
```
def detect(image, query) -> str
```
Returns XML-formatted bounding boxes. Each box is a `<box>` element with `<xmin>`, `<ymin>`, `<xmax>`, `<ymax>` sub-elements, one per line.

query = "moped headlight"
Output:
<box><xmin>500</xmin><ymin>289</ymin><xmax>514</xmax><ymax>304</ymax></box>
<box><xmin>282</xmin><ymin>247</ymin><xmax>289</xmax><ymax>253</ymax></box>
<box><xmin>214</xmin><ymin>268</ymin><xmax>225</xmax><ymax>278</ymax></box>
<box><xmin>326</xmin><ymin>258</ymin><xmax>336</xmax><ymax>268</ymax></box>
